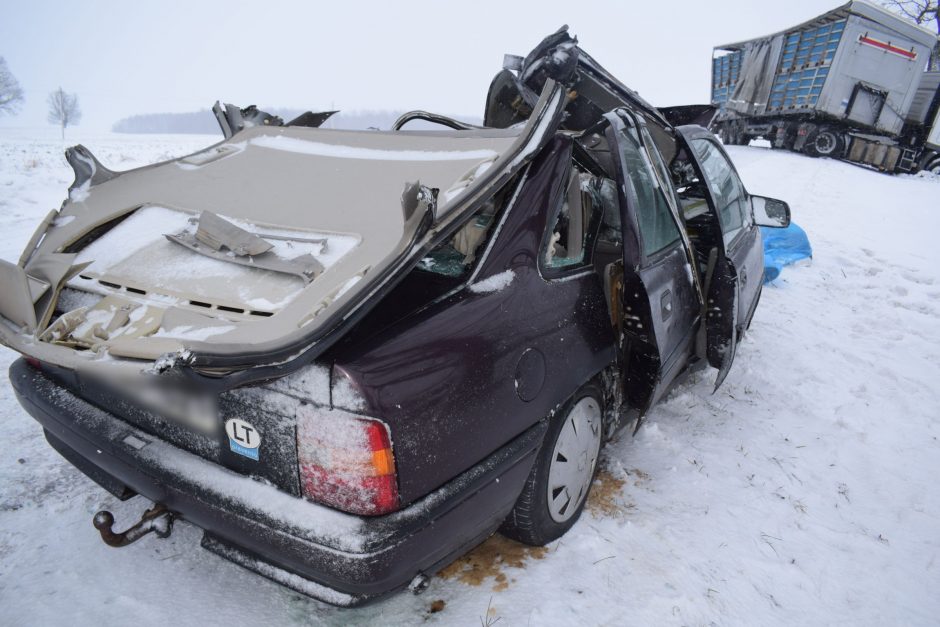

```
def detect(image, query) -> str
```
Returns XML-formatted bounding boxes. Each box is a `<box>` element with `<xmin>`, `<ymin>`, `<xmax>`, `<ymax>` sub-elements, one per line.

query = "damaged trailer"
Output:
<box><xmin>2</xmin><ymin>27</ymin><xmax>790</xmax><ymax>605</ymax></box>
<box><xmin>711</xmin><ymin>0</ymin><xmax>940</xmax><ymax>173</ymax></box>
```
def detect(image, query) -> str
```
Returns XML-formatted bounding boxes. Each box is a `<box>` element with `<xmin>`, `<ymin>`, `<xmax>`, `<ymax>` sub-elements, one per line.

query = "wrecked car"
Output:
<box><xmin>1</xmin><ymin>27</ymin><xmax>790</xmax><ymax>605</ymax></box>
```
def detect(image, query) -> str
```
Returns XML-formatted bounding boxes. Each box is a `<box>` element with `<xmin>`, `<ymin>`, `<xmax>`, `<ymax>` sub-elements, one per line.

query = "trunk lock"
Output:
<box><xmin>93</xmin><ymin>503</ymin><xmax>175</xmax><ymax>547</ymax></box>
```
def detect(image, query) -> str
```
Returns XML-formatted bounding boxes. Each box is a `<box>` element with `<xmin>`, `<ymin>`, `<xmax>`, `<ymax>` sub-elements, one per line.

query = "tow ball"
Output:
<box><xmin>92</xmin><ymin>503</ymin><xmax>175</xmax><ymax>547</ymax></box>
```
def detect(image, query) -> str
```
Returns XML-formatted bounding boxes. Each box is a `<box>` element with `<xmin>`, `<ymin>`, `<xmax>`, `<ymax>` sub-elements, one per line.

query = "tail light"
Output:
<box><xmin>296</xmin><ymin>407</ymin><xmax>399</xmax><ymax>516</ymax></box>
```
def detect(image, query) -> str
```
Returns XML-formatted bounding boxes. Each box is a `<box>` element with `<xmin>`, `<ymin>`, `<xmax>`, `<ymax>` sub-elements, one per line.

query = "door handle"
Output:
<box><xmin>661</xmin><ymin>290</ymin><xmax>672</xmax><ymax>321</ymax></box>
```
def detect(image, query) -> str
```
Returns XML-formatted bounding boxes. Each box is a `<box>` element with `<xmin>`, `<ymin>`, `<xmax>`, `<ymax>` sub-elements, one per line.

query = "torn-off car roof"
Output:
<box><xmin>0</xmin><ymin>82</ymin><xmax>567</xmax><ymax>375</ymax></box>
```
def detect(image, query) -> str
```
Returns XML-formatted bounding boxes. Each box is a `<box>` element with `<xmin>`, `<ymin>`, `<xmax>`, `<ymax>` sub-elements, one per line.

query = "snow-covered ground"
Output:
<box><xmin>1</xmin><ymin>130</ymin><xmax>938</xmax><ymax>626</ymax></box>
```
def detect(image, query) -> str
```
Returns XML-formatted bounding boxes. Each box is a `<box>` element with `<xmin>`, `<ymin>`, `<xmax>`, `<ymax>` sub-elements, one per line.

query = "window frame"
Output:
<box><xmin>611</xmin><ymin>116</ymin><xmax>684</xmax><ymax>265</ymax></box>
<box><xmin>688</xmin><ymin>136</ymin><xmax>752</xmax><ymax>249</ymax></box>
<box><xmin>537</xmin><ymin>162</ymin><xmax>604</xmax><ymax>280</ymax></box>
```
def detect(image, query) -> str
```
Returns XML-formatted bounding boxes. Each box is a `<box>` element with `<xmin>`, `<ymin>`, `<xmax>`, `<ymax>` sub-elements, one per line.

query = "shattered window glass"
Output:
<box><xmin>417</xmin><ymin>171</ymin><xmax>525</xmax><ymax>278</ymax></box>
<box><xmin>418</xmin><ymin>203</ymin><xmax>497</xmax><ymax>277</ymax></box>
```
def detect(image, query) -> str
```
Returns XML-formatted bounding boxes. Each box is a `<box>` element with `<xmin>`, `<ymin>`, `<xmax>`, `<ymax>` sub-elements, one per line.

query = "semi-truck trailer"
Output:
<box><xmin>711</xmin><ymin>0</ymin><xmax>940</xmax><ymax>173</ymax></box>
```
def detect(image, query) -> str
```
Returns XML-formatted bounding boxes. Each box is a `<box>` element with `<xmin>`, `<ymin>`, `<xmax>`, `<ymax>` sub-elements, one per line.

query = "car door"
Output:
<box><xmin>675</xmin><ymin>125</ymin><xmax>764</xmax><ymax>387</ymax></box>
<box><xmin>605</xmin><ymin>110</ymin><xmax>701</xmax><ymax>414</ymax></box>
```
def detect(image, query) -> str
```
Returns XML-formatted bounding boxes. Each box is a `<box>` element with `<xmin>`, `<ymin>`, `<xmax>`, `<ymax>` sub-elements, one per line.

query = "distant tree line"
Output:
<box><xmin>112</xmin><ymin>108</ymin><xmax>482</xmax><ymax>134</ymax></box>
<box><xmin>113</xmin><ymin>109</ymin><xmax>231</xmax><ymax>134</ymax></box>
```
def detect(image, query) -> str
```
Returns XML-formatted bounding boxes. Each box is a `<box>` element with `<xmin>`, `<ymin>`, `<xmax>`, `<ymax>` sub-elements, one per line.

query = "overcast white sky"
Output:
<box><xmin>2</xmin><ymin>0</ymin><xmax>849</xmax><ymax>131</ymax></box>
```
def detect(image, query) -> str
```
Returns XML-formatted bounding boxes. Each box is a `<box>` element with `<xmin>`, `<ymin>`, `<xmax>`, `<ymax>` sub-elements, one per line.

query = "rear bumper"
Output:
<box><xmin>9</xmin><ymin>358</ymin><xmax>544</xmax><ymax>606</ymax></box>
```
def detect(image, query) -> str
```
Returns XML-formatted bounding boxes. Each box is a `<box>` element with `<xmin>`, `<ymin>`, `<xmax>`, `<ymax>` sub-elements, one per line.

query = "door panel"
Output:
<box><xmin>726</xmin><ymin>221</ymin><xmax>763</xmax><ymax>330</ymax></box>
<box><xmin>606</xmin><ymin>111</ymin><xmax>699</xmax><ymax>411</ymax></box>
<box><xmin>703</xmin><ymin>247</ymin><xmax>738</xmax><ymax>390</ymax></box>
<box><xmin>675</xmin><ymin>125</ymin><xmax>764</xmax><ymax>384</ymax></box>
<box><xmin>639</xmin><ymin>246</ymin><xmax>698</xmax><ymax>378</ymax></box>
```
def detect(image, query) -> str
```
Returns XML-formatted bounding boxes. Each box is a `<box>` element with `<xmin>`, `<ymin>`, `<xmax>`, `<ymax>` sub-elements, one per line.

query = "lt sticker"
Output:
<box><xmin>225</xmin><ymin>418</ymin><xmax>261</xmax><ymax>461</ymax></box>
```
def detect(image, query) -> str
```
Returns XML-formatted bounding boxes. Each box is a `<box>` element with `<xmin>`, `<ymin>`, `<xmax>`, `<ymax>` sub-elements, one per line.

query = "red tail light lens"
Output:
<box><xmin>296</xmin><ymin>407</ymin><xmax>399</xmax><ymax>516</ymax></box>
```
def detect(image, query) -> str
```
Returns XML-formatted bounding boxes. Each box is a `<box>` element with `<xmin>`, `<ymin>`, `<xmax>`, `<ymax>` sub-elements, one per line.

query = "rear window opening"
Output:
<box><xmin>416</xmin><ymin>170</ymin><xmax>524</xmax><ymax>281</ymax></box>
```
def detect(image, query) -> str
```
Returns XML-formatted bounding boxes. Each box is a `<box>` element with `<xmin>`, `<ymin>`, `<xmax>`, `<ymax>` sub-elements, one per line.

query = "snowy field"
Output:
<box><xmin>1</xmin><ymin>129</ymin><xmax>938</xmax><ymax>626</ymax></box>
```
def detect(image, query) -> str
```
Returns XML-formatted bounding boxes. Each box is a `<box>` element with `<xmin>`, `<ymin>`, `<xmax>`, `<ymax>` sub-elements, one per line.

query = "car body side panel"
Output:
<box><xmin>330</xmin><ymin>137</ymin><xmax>616</xmax><ymax>504</ymax></box>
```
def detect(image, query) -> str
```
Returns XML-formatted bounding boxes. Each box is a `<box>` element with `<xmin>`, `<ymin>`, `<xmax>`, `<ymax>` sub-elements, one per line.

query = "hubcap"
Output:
<box><xmin>815</xmin><ymin>132</ymin><xmax>837</xmax><ymax>155</ymax></box>
<box><xmin>547</xmin><ymin>397</ymin><xmax>602</xmax><ymax>523</ymax></box>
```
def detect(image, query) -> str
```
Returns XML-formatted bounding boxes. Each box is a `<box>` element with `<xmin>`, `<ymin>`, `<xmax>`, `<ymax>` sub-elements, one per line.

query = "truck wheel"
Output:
<box><xmin>925</xmin><ymin>156</ymin><xmax>940</xmax><ymax>175</ymax></box>
<box><xmin>717</xmin><ymin>124</ymin><xmax>731</xmax><ymax>145</ymax></box>
<box><xmin>728</xmin><ymin>124</ymin><xmax>745</xmax><ymax>146</ymax></box>
<box><xmin>500</xmin><ymin>384</ymin><xmax>604</xmax><ymax>546</ymax></box>
<box><xmin>806</xmin><ymin>129</ymin><xmax>843</xmax><ymax>158</ymax></box>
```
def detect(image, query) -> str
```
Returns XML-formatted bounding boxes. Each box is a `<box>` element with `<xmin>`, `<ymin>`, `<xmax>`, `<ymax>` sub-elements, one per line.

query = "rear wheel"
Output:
<box><xmin>805</xmin><ymin>128</ymin><xmax>844</xmax><ymax>158</ymax></box>
<box><xmin>500</xmin><ymin>384</ymin><xmax>604</xmax><ymax>545</ymax></box>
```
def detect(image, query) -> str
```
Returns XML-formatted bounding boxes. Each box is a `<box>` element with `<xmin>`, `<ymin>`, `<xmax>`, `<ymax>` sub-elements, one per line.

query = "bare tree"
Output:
<box><xmin>881</xmin><ymin>1</ymin><xmax>940</xmax><ymax>70</ymax></box>
<box><xmin>47</xmin><ymin>87</ymin><xmax>82</xmax><ymax>139</ymax></box>
<box><xmin>0</xmin><ymin>56</ymin><xmax>24</xmax><ymax>115</ymax></box>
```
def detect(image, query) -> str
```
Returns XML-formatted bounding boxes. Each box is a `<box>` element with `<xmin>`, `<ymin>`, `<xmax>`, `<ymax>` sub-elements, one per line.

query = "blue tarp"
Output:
<box><xmin>760</xmin><ymin>222</ymin><xmax>812</xmax><ymax>283</ymax></box>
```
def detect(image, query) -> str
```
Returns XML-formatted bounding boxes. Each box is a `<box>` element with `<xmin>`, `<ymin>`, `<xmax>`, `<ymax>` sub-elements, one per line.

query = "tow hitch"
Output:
<box><xmin>93</xmin><ymin>503</ymin><xmax>175</xmax><ymax>547</ymax></box>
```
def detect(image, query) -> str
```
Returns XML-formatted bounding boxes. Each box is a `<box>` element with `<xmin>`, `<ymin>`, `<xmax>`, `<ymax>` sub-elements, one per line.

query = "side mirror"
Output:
<box><xmin>751</xmin><ymin>195</ymin><xmax>791</xmax><ymax>228</ymax></box>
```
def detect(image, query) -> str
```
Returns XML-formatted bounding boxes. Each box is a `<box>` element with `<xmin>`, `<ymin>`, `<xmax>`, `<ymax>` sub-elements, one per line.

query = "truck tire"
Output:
<box><xmin>717</xmin><ymin>124</ymin><xmax>732</xmax><ymax>145</ymax></box>
<box><xmin>805</xmin><ymin>128</ymin><xmax>844</xmax><ymax>158</ymax></box>
<box><xmin>925</xmin><ymin>155</ymin><xmax>940</xmax><ymax>175</ymax></box>
<box><xmin>780</xmin><ymin>126</ymin><xmax>797</xmax><ymax>151</ymax></box>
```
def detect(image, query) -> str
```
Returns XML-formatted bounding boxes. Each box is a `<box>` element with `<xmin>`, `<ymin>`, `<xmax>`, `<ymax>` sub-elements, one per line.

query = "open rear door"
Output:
<box><xmin>605</xmin><ymin>110</ymin><xmax>703</xmax><ymax>415</ymax></box>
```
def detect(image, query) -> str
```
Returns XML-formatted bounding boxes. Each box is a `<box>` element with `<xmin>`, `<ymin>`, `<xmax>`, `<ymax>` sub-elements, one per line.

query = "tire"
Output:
<box><xmin>500</xmin><ymin>383</ymin><xmax>604</xmax><ymax>546</ymax></box>
<box><xmin>717</xmin><ymin>124</ymin><xmax>732</xmax><ymax>145</ymax></box>
<box><xmin>726</xmin><ymin>124</ymin><xmax>745</xmax><ymax>146</ymax></box>
<box><xmin>926</xmin><ymin>156</ymin><xmax>940</xmax><ymax>175</ymax></box>
<box><xmin>805</xmin><ymin>128</ymin><xmax>844</xmax><ymax>158</ymax></box>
